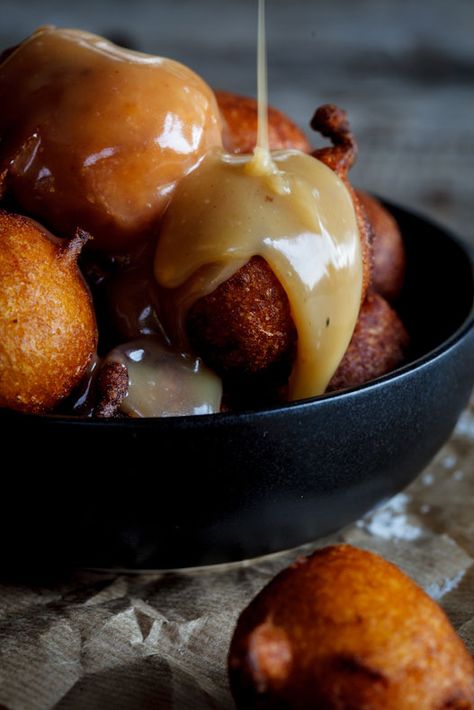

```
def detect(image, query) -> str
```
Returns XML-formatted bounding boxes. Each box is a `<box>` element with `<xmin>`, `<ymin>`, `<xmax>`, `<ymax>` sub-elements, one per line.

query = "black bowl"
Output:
<box><xmin>1</xmin><ymin>203</ymin><xmax>473</xmax><ymax>570</ymax></box>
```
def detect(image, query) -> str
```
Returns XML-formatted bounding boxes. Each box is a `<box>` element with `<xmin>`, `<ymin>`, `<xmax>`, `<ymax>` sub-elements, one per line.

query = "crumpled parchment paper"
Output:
<box><xmin>0</xmin><ymin>395</ymin><xmax>473</xmax><ymax>710</ymax></box>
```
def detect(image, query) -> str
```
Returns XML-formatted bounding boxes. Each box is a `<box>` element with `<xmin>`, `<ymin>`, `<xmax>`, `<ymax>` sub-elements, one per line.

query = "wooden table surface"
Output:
<box><xmin>1</xmin><ymin>0</ymin><xmax>473</xmax><ymax>245</ymax></box>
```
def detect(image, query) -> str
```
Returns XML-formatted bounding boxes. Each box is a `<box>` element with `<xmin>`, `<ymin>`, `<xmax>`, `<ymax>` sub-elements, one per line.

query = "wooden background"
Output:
<box><xmin>1</xmin><ymin>0</ymin><xmax>473</xmax><ymax>245</ymax></box>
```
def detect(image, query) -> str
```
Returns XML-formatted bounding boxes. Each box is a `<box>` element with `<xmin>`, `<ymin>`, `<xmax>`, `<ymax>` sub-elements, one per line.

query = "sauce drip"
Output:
<box><xmin>107</xmin><ymin>338</ymin><xmax>222</xmax><ymax>417</ymax></box>
<box><xmin>257</xmin><ymin>0</ymin><xmax>269</xmax><ymax>153</ymax></box>
<box><xmin>246</xmin><ymin>0</ymin><xmax>289</xmax><ymax>195</ymax></box>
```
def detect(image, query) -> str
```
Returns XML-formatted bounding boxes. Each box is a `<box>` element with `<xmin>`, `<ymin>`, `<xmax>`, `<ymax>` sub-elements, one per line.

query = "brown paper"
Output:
<box><xmin>0</xmin><ymin>395</ymin><xmax>473</xmax><ymax>709</ymax></box>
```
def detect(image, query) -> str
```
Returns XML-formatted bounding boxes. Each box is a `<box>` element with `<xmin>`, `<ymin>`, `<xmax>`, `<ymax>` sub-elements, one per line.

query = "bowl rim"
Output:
<box><xmin>2</xmin><ymin>203</ymin><xmax>474</xmax><ymax>428</ymax></box>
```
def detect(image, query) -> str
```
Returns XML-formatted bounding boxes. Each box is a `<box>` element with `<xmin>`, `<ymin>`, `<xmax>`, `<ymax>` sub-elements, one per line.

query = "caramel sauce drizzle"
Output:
<box><xmin>153</xmin><ymin>0</ymin><xmax>363</xmax><ymax>400</ymax></box>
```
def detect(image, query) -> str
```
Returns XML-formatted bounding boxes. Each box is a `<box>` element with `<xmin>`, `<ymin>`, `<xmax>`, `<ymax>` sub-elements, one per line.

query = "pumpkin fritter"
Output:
<box><xmin>229</xmin><ymin>544</ymin><xmax>474</xmax><ymax>709</ymax></box>
<box><xmin>0</xmin><ymin>210</ymin><xmax>97</xmax><ymax>413</ymax></box>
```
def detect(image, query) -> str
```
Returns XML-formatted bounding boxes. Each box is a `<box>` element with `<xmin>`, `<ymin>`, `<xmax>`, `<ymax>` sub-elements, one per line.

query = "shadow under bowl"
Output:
<box><xmin>1</xmin><ymin>202</ymin><xmax>474</xmax><ymax>570</ymax></box>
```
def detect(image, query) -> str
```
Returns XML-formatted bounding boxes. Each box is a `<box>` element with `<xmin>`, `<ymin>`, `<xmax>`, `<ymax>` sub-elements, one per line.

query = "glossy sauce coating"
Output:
<box><xmin>0</xmin><ymin>27</ymin><xmax>222</xmax><ymax>251</ymax></box>
<box><xmin>154</xmin><ymin>148</ymin><xmax>362</xmax><ymax>399</ymax></box>
<box><xmin>106</xmin><ymin>337</ymin><xmax>222</xmax><ymax>417</ymax></box>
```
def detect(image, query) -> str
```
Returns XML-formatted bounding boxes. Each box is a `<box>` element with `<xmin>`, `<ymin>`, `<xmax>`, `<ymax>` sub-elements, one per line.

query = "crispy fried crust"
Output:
<box><xmin>357</xmin><ymin>190</ymin><xmax>407</xmax><ymax>303</ymax></box>
<box><xmin>187</xmin><ymin>255</ymin><xmax>297</xmax><ymax>382</ymax></box>
<box><xmin>327</xmin><ymin>292</ymin><xmax>409</xmax><ymax>392</ymax></box>
<box><xmin>215</xmin><ymin>90</ymin><xmax>311</xmax><ymax>155</ymax></box>
<box><xmin>352</xmin><ymin>188</ymin><xmax>373</xmax><ymax>301</ymax></box>
<box><xmin>94</xmin><ymin>360</ymin><xmax>129</xmax><ymax>417</ymax></box>
<box><xmin>0</xmin><ymin>209</ymin><xmax>97</xmax><ymax>413</ymax></box>
<box><xmin>311</xmin><ymin>104</ymin><xmax>372</xmax><ymax>300</ymax></box>
<box><xmin>228</xmin><ymin>544</ymin><xmax>474</xmax><ymax>709</ymax></box>
<box><xmin>311</xmin><ymin>103</ymin><xmax>357</xmax><ymax>175</ymax></box>
<box><xmin>187</xmin><ymin>103</ymin><xmax>372</xmax><ymax>387</ymax></box>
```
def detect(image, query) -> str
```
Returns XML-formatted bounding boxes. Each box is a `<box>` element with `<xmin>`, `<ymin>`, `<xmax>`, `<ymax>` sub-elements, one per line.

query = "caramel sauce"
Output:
<box><xmin>256</xmin><ymin>0</ymin><xmax>269</xmax><ymax>153</ymax></box>
<box><xmin>103</xmin><ymin>242</ymin><xmax>167</xmax><ymax>342</ymax></box>
<box><xmin>155</xmin><ymin>0</ymin><xmax>362</xmax><ymax>399</ymax></box>
<box><xmin>154</xmin><ymin>148</ymin><xmax>362</xmax><ymax>399</ymax></box>
<box><xmin>0</xmin><ymin>27</ymin><xmax>222</xmax><ymax>251</ymax></box>
<box><xmin>106</xmin><ymin>338</ymin><xmax>222</xmax><ymax>417</ymax></box>
<box><xmin>153</xmin><ymin>0</ymin><xmax>362</xmax><ymax>402</ymax></box>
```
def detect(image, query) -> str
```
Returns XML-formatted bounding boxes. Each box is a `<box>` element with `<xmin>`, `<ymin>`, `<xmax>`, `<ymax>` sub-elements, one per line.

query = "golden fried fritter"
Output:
<box><xmin>215</xmin><ymin>90</ymin><xmax>311</xmax><ymax>155</ymax></box>
<box><xmin>186</xmin><ymin>104</ymin><xmax>371</xmax><ymax>388</ymax></box>
<box><xmin>358</xmin><ymin>190</ymin><xmax>406</xmax><ymax>303</ymax></box>
<box><xmin>0</xmin><ymin>28</ymin><xmax>222</xmax><ymax>252</ymax></box>
<box><xmin>0</xmin><ymin>209</ymin><xmax>97</xmax><ymax>413</ymax></box>
<box><xmin>328</xmin><ymin>291</ymin><xmax>409</xmax><ymax>392</ymax></box>
<box><xmin>229</xmin><ymin>544</ymin><xmax>474</xmax><ymax>709</ymax></box>
<box><xmin>187</xmin><ymin>255</ymin><xmax>297</xmax><ymax>382</ymax></box>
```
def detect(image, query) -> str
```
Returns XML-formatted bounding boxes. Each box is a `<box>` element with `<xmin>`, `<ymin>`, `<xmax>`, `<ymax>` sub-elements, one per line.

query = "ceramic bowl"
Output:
<box><xmin>1</xmin><ymin>202</ymin><xmax>473</xmax><ymax>569</ymax></box>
